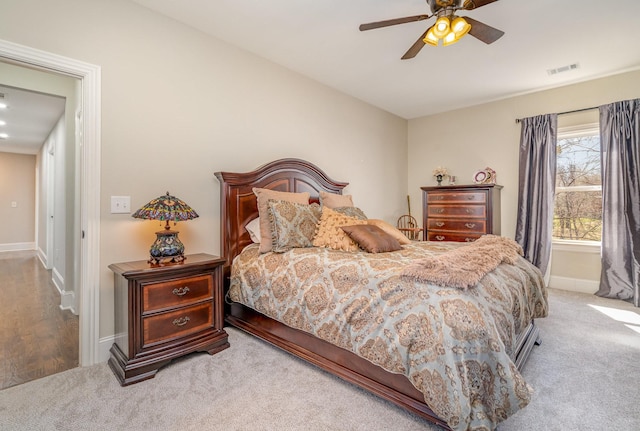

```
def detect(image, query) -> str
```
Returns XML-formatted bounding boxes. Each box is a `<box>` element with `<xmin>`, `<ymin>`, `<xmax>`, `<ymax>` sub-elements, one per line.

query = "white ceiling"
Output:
<box><xmin>132</xmin><ymin>0</ymin><xmax>640</xmax><ymax>119</ymax></box>
<box><xmin>0</xmin><ymin>85</ymin><xmax>65</xmax><ymax>155</ymax></box>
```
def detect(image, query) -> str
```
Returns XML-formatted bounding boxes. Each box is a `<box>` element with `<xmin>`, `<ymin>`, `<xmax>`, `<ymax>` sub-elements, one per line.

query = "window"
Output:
<box><xmin>553</xmin><ymin>124</ymin><xmax>602</xmax><ymax>242</ymax></box>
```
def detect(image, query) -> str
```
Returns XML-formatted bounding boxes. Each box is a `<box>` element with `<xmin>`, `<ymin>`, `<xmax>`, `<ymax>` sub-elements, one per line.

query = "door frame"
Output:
<box><xmin>0</xmin><ymin>39</ymin><xmax>101</xmax><ymax>366</ymax></box>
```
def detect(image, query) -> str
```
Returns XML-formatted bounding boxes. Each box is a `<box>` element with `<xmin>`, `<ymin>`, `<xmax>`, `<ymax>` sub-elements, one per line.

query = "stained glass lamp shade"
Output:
<box><xmin>131</xmin><ymin>191</ymin><xmax>199</xmax><ymax>265</ymax></box>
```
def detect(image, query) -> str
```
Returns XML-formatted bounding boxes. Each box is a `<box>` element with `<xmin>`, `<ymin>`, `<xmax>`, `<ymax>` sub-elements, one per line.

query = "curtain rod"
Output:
<box><xmin>515</xmin><ymin>106</ymin><xmax>598</xmax><ymax>123</ymax></box>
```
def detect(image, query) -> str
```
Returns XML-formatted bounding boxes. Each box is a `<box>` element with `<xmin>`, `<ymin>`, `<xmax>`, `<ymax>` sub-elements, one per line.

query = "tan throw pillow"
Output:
<box><xmin>341</xmin><ymin>224</ymin><xmax>403</xmax><ymax>253</ymax></box>
<box><xmin>367</xmin><ymin>219</ymin><xmax>412</xmax><ymax>245</ymax></box>
<box><xmin>313</xmin><ymin>207</ymin><xmax>367</xmax><ymax>252</ymax></box>
<box><xmin>253</xmin><ymin>188</ymin><xmax>310</xmax><ymax>253</ymax></box>
<box><xmin>320</xmin><ymin>191</ymin><xmax>354</xmax><ymax>209</ymax></box>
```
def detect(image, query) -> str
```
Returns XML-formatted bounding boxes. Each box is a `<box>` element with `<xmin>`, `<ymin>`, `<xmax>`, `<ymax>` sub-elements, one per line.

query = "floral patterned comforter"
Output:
<box><xmin>229</xmin><ymin>241</ymin><xmax>548</xmax><ymax>431</ymax></box>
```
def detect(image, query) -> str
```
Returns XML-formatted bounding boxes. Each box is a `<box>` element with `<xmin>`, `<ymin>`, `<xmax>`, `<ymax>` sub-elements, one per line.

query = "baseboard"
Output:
<box><xmin>52</xmin><ymin>268</ymin><xmax>77</xmax><ymax>314</ymax></box>
<box><xmin>549</xmin><ymin>275</ymin><xmax>599</xmax><ymax>294</ymax></box>
<box><xmin>99</xmin><ymin>335</ymin><xmax>115</xmax><ymax>363</ymax></box>
<box><xmin>0</xmin><ymin>242</ymin><xmax>36</xmax><ymax>252</ymax></box>
<box><xmin>37</xmin><ymin>247</ymin><xmax>50</xmax><ymax>269</ymax></box>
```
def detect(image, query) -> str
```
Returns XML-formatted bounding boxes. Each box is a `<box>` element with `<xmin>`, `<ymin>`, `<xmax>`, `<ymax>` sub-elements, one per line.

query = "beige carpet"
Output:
<box><xmin>1</xmin><ymin>288</ymin><xmax>639</xmax><ymax>431</ymax></box>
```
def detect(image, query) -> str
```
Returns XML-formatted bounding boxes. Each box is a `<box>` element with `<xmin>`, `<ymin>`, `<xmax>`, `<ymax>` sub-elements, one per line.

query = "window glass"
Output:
<box><xmin>553</xmin><ymin>127</ymin><xmax>602</xmax><ymax>242</ymax></box>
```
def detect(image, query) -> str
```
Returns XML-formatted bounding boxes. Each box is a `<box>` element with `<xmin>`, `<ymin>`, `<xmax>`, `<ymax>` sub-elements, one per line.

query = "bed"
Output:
<box><xmin>215</xmin><ymin>158</ymin><xmax>547</xmax><ymax>431</ymax></box>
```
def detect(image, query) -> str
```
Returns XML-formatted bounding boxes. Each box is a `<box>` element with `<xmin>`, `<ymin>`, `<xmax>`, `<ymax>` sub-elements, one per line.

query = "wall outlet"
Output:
<box><xmin>111</xmin><ymin>196</ymin><xmax>131</xmax><ymax>214</ymax></box>
<box><xmin>11</xmin><ymin>201</ymin><xmax>17</xmax><ymax>208</ymax></box>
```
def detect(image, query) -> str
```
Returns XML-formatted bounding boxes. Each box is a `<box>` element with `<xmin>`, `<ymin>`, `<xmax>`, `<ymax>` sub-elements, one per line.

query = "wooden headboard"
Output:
<box><xmin>214</xmin><ymin>158</ymin><xmax>348</xmax><ymax>278</ymax></box>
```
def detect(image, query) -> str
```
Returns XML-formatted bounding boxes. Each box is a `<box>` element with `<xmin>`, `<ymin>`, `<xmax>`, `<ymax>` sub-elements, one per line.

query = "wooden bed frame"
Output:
<box><xmin>215</xmin><ymin>158</ymin><xmax>540</xmax><ymax>430</ymax></box>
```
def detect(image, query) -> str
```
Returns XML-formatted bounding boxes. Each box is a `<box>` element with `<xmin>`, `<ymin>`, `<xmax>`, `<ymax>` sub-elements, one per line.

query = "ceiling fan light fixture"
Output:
<box><xmin>442</xmin><ymin>31</ymin><xmax>460</xmax><ymax>46</ymax></box>
<box><xmin>451</xmin><ymin>16</ymin><xmax>471</xmax><ymax>36</ymax></box>
<box><xmin>432</xmin><ymin>16</ymin><xmax>450</xmax><ymax>38</ymax></box>
<box><xmin>423</xmin><ymin>27</ymin><xmax>440</xmax><ymax>46</ymax></box>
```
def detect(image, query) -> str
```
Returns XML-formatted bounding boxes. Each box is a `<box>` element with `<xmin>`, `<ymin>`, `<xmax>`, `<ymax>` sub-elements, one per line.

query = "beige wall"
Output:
<box><xmin>408</xmin><ymin>69</ymin><xmax>640</xmax><ymax>291</ymax></box>
<box><xmin>0</xmin><ymin>152</ymin><xmax>36</xmax><ymax>246</ymax></box>
<box><xmin>0</xmin><ymin>0</ymin><xmax>408</xmax><ymax>339</ymax></box>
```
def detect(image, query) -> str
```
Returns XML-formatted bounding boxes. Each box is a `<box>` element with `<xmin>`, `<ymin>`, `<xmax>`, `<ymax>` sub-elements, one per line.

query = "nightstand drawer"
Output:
<box><xmin>427</xmin><ymin>191</ymin><xmax>486</xmax><ymax>204</ymax></box>
<box><xmin>143</xmin><ymin>274</ymin><xmax>212</xmax><ymax>313</ymax></box>
<box><xmin>427</xmin><ymin>232</ymin><xmax>482</xmax><ymax>242</ymax></box>
<box><xmin>143</xmin><ymin>303</ymin><xmax>213</xmax><ymax>347</ymax></box>
<box><xmin>427</xmin><ymin>219</ymin><xmax>486</xmax><ymax>233</ymax></box>
<box><xmin>427</xmin><ymin>205</ymin><xmax>486</xmax><ymax>218</ymax></box>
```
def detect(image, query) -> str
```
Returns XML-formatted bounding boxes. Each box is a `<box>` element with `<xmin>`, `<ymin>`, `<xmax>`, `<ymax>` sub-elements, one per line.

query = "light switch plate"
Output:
<box><xmin>111</xmin><ymin>196</ymin><xmax>131</xmax><ymax>214</ymax></box>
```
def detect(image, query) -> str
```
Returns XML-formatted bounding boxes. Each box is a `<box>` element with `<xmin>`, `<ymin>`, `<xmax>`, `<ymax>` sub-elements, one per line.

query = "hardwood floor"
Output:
<box><xmin>0</xmin><ymin>250</ymin><xmax>78</xmax><ymax>390</ymax></box>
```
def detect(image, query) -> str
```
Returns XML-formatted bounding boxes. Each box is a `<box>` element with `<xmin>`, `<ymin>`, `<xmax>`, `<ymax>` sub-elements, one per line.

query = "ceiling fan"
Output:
<box><xmin>359</xmin><ymin>0</ymin><xmax>505</xmax><ymax>59</ymax></box>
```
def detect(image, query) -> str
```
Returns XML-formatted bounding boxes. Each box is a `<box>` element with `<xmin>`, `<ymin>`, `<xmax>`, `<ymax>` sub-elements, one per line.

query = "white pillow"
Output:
<box><xmin>246</xmin><ymin>217</ymin><xmax>261</xmax><ymax>243</ymax></box>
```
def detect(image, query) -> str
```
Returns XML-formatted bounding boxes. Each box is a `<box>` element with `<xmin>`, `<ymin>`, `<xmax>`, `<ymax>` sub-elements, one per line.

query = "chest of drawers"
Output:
<box><xmin>108</xmin><ymin>253</ymin><xmax>229</xmax><ymax>385</ymax></box>
<box><xmin>421</xmin><ymin>184</ymin><xmax>502</xmax><ymax>242</ymax></box>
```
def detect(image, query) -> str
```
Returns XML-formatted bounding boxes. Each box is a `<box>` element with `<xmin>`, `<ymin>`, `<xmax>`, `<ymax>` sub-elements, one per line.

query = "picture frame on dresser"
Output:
<box><xmin>421</xmin><ymin>184</ymin><xmax>502</xmax><ymax>242</ymax></box>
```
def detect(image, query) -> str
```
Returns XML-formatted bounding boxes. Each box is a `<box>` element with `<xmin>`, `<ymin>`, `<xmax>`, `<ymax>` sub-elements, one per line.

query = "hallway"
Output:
<box><xmin>0</xmin><ymin>250</ymin><xmax>78</xmax><ymax>390</ymax></box>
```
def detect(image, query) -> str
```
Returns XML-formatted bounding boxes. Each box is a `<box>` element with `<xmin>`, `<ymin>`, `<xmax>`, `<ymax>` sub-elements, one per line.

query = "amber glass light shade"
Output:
<box><xmin>131</xmin><ymin>191</ymin><xmax>199</xmax><ymax>265</ymax></box>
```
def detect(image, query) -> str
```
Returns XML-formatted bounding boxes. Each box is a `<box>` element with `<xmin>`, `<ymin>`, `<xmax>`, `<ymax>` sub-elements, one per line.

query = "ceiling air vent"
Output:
<box><xmin>547</xmin><ymin>63</ymin><xmax>580</xmax><ymax>76</ymax></box>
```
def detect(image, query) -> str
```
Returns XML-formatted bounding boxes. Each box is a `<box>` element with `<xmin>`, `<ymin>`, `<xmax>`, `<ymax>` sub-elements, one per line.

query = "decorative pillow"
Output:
<box><xmin>341</xmin><ymin>224</ymin><xmax>403</xmax><ymax>253</ymax></box>
<box><xmin>253</xmin><ymin>188</ymin><xmax>310</xmax><ymax>253</ymax></box>
<box><xmin>367</xmin><ymin>219</ymin><xmax>412</xmax><ymax>245</ymax></box>
<box><xmin>268</xmin><ymin>200</ymin><xmax>321</xmax><ymax>252</ymax></box>
<box><xmin>312</xmin><ymin>207</ymin><xmax>367</xmax><ymax>252</ymax></box>
<box><xmin>245</xmin><ymin>217</ymin><xmax>261</xmax><ymax>243</ymax></box>
<box><xmin>319</xmin><ymin>191</ymin><xmax>354</xmax><ymax>209</ymax></box>
<box><xmin>332</xmin><ymin>206</ymin><xmax>368</xmax><ymax>220</ymax></box>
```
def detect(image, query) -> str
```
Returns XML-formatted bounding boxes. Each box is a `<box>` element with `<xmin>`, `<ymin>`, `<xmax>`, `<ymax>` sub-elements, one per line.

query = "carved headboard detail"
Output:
<box><xmin>214</xmin><ymin>158</ymin><xmax>348</xmax><ymax>279</ymax></box>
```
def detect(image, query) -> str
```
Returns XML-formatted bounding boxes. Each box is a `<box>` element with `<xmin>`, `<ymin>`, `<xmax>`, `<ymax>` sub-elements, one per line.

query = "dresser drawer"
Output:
<box><xmin>427</xmin><ymin>205</ymin><xmax>486</xmax><ymax>218</ymax></box>
<box><xmin>427</xmin><ymin>232</ymin><xmax>482</xmax><ymax>242</ymax></box>
<box><xmin>143</xmin><ymin>274</ymin><xmax>212</xmax><ymax>313</ymax></box>
<box><xmin>143</xmin><ymin>302</ymin><xmax>213</xmax><ymax>347</ymax></box>
<box><xmin>427</xmin><ymin>191</ymin><xmax>486</xmax><ymax>204</ymax></box>
<box><xmin>427</xmin><ymin>219</ymin><xmax>486</xmax><ymax>233</ymax></box>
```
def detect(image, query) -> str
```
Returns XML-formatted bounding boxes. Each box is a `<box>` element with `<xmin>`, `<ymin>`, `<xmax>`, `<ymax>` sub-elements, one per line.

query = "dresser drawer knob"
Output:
<box><xmin>465</xmin><ymin>209</ymin><xmax>472</xmax><ymax>214</ymax></box>
<box><xmin>467</xmin><ymin>195</ymin><xmax>475</xmax><ymax>200</ymax></box>
<box><xmin>434</xmin><ymin>195</ymin><xmax>444</xmax><ymax>200</ymax></box>
<box><xmin>435</xmin><ymin>235</ymin><xmax>445</xmax><ymax>241</ymax></box>
<box><xmin>172</xmin><ymin>286</ymin><xmax>190</xmax><ymax>297</ymax></box>
<box><xmin>436</xmin><ymin>209</ymin><xmax>445</xmax><ymax>214</ymax></box>
<box><xmin>172</xmin><ymin>316</ymin><xmax>191</xmax><ymax>327</ymax></box>
<box><xmin>435</xmin><ymin>222</ymin><xmax>445</xmax><ymax>227</ymax></box>
<box><xmin>465</xmin><ymin>238</ymin><xmax>474</xmax><ymax>242</ymax></box>
<box><xmin>464</xmin><ymin>223</ymin><xmax>476</xmax><ymax>229</ymax></box>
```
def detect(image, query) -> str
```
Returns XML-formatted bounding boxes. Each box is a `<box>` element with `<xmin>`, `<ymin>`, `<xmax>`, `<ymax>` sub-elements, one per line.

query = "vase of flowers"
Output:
<box><xmin>433</xmin><ymin>166</ymin><xmax>448</xmax><ymax>186</ymax></box>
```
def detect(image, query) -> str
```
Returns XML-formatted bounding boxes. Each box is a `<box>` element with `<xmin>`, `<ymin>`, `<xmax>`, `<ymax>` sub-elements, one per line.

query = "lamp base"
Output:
<box><xmin>148</xmin><ymin>230</ymin><xmax>186</xmax><ymax>266</ymax></box>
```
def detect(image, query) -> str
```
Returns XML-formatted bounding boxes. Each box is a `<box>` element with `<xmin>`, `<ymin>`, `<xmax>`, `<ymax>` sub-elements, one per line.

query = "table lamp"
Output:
<box><xmin>131</xmin><ymin>191</ymin><xmax>199</xmax><ymax>265</ymax></box>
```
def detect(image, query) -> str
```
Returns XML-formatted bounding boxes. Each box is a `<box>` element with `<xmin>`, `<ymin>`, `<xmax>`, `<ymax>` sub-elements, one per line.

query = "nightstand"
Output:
<box><xmin>108</xmin><ymin>253</ymin><xmax>229</xmax><ymax>386</ymax></box>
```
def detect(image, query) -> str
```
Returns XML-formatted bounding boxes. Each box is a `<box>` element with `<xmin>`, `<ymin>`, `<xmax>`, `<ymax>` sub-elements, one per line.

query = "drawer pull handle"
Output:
<box><xmin>465</xmin><ymin>238</ymin><xmax>474</xmax><ymax>242</ymax></box>
<box><xmin>172</xmin><ymin>286</ymin><xmax>190</xmax><ymax>297</ymax></box>
<box><xmin>465</xmin><ymin>209</ymin><xmax>473</xmax><ymax>214</ymax></box>
<box><xmin>434</xmin><ymin>196</ymin><xmax>444</xmax><ymax>200</ymax></box>
<box><xmin>464</xmin><ymin>223</ymin><xmax>476</xmax><ymax>229</ymax></box>
<box><xmin>435</xmin><ymin>235</ymin><xmax>445</xmax><ymax>241</ymax></box>
<box><xmin>436</xmin><ymin>209</ymin><xmax>445</xmax><ymax>214</ymax></box>
<box><xmin>435</xmin><ymin>222</ymin><xmax>445</xmax><ymax>227</ymax></box>
<box><xmin>173</xmin><ymin>316</ymin><xmax>191</xmax><ymax>327</ymax></box>
<box><xmin>467</xmin><ymin>195</ymin><xmax>475</xmax><ymax>200</ymax></box>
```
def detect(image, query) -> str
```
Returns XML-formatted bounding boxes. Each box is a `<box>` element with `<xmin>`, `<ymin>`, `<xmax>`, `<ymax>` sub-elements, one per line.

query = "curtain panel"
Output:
<box><xmin>515</xmin><ymin>114</ymin><xmax>558</xmax><ymax>276</ymax></box>
<box><xmin>597</xmin><ymin>99</ymin><xmax>640</xmax><ymax>307</ymax></box>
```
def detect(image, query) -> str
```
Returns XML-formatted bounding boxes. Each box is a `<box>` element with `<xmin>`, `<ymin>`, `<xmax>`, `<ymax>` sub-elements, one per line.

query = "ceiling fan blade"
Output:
<box><xmin>463</xmin><ymin>0</ymin><xmax>499</xmax><ymax>10</ymax></box>
<box><xmin>401</xmin><ymin>29</ymin><xmax>430</xmax><ymax>60</ymax></box>
<box><xmin>359</xmin><ymin>15</ymin><xmax>430</xmax><ymax>31</ymax></box>
<box><xmin>464</xmin><ymin>16</ymin><xmax>505</xmax><ymax>44</ymax></box>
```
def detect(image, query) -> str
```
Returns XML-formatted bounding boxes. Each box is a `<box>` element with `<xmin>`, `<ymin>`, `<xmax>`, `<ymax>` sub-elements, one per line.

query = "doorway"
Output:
<box><xmin>0</xmin><ymin>39</ymin><xmax>101</xmax><ymax>368</ymax></box>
